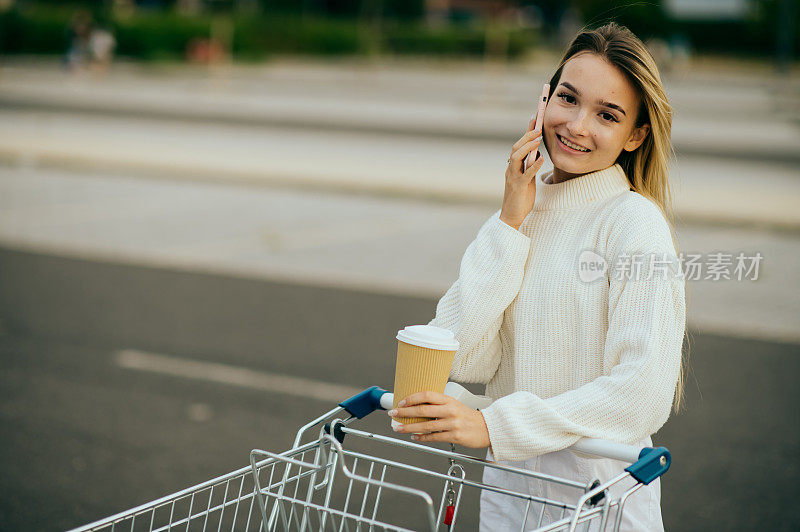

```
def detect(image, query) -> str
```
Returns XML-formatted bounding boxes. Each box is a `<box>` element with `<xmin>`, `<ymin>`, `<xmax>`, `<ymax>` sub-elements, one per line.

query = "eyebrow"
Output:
<box><xmin>560</xmin><ymin>82</ymin><xmax>627</xmax><ymax>116</ymax></box>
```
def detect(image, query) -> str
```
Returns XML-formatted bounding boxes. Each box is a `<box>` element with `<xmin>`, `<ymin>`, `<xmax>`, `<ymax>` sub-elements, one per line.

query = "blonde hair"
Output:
<box><xmin>548</xmin><ymin>22</ymin><xmax>691</xmax><ymax>413</ymax></box>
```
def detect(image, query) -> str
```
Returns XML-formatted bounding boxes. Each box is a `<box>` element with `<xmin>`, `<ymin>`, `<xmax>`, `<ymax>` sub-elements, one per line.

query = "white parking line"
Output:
<box><xmin>114</xmin><ymin>349</ymin><xmax>363</xmax><ymax>403</ymax></box>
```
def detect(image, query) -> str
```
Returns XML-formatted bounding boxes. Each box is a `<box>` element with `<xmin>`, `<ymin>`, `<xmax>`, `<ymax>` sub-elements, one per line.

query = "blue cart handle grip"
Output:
<box><xmin>625</xmin><ymin>446</ymin><xmax>671</xmax><ymax>485</ymax></box>
<box><xmin>338</xmin><ymin>386</ymin><xmax>390</xmax><ymax>419</ymax></box>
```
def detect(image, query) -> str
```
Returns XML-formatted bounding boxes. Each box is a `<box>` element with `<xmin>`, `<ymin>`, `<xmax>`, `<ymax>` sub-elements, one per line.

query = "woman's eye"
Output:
<box><xmin>558</xmin><ymin>92</ymin><xmax>575</xmax><ymax>104</ymax></box>
<box><xmin>600</xmin><ymin>112</ymin><xmax>618</xmax><ymax>122</ymax></box>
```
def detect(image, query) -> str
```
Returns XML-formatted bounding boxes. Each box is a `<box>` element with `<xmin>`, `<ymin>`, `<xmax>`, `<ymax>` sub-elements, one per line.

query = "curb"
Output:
<box><xmin>3</xmin><ymin>95</ymin><xmax>799</xmax><ymax>166</ymax></box>
<box><xmin>2</xmin><ymin>149</ymin><xmax>798</xmax><ymax>233</ymax></box>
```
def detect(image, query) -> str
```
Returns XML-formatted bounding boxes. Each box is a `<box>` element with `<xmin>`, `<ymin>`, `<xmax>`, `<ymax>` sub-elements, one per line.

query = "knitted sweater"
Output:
<box><xmin>428</xmin><ymin>163</ymin><xmax>686</xmax><ymax>463</ymax></box>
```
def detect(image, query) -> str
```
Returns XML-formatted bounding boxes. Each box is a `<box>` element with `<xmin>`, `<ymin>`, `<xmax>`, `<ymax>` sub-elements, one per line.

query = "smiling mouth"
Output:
<box><xmin>557</xmin><ymin>134</ymin><xmax>591</xmax><ymax>153</ymax></box>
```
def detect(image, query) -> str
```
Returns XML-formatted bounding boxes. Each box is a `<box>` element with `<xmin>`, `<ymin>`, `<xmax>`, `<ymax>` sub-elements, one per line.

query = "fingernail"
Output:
<box><xmin>393</xmin><ymin>425</ymin><xmax>402</xmax><ymax>432</ymax></box>
<box><xmin>387</xmin><ymin>409</ymin><xmax>397</xmax><ymax>417</ymax></box>
<box><xmin>398</xmin><ymin>399</ymin><xmax>406</xmax><ymax>407</ymax></box>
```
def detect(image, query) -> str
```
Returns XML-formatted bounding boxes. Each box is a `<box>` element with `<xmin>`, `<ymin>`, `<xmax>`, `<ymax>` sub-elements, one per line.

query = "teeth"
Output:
<box><xmin>559</xmin><ymin>135</ymin><xmax>589</xmax><ymax>152</ymax></box>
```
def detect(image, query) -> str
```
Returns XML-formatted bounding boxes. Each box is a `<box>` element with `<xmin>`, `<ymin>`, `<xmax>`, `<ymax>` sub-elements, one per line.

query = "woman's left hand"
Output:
<box><xmin>388</xmin><ymin>391</ymin><xmax>491</xmax><ymax>449</ymax></box>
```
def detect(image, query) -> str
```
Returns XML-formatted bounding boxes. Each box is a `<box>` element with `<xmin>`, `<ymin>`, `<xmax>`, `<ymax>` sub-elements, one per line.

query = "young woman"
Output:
<box><xmin>386</xmin><ymin>22</ymin><xmax>688</xmax><ymax>530</ymax></box>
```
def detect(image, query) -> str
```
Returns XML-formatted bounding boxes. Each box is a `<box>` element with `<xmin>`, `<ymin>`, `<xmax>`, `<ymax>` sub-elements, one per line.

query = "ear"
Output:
<box><xmin>623</xmin><ymin>123</ymin><xmax>650</xmax><ymax>152</ymax></box>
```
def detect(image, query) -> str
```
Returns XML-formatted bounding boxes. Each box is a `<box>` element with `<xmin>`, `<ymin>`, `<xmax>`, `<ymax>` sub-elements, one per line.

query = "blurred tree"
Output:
<box><xmin>137</xmin><ymin>0</ymin><xmax>169</xmax><ymax>8</ymax></box>
<box><xmin>358</xmin><ymin>0</ymin><xmax>383</xmax><ymax>57</ymax></box>
<box><xmin>259</xmin><ymin>0</ymin><xmax>302</xmax><ymax>15</ymax></box>
<box><xmin>384</xmin><ymin>0</ymin><xmax>424</xmax><ymax>21</ymax></box>
<box><xmin>259</xmin><ymin>0</ymin><xmax>422</xmax><ymax>20</ymax></box>
<box><xmin>25</xmin><ymin>0</ymin><xmax>108</xmax><ymax>4</ymax></box>
<box><xmin>773</xmin><ymin>0</ymin><xmax>796</xmax><ymax>72</ymax></box>
<box><xmin>321</xmin><ymin>0</ymin><xmax>360</xmax><ymax>18</ymax></box>
<box><xmin>534</xmin><ymin>0</ymin><xmax>569</xmax><ymax>40</ymax></box>
<box><xmin>572</xmin><ymin>0</ymin><xmax>667</xmax><ymax>39</ymax></box>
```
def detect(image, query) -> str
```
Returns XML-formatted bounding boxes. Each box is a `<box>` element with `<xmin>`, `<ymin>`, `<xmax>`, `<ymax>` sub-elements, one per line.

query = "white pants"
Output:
<box><xmin>478</xmin><ymin>436</ymin><xmax>664</xmax><ymax>531</ymax></box>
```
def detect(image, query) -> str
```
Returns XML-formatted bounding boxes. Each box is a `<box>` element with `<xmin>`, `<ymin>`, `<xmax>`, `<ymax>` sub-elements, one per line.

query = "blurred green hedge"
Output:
<box><xmin>2</xmin><ymin>2</ymin><xmax>795</xmax><ymax>62</ymax></box>
<box><xmin>0</xmin><ymin>6</ymin><xmax>70</xmax><ymax>54</ymax></box>
<box><xmin>0</xmin><ymin>5</ymin><xmax>536</xmax><ymax>61</ymax></box>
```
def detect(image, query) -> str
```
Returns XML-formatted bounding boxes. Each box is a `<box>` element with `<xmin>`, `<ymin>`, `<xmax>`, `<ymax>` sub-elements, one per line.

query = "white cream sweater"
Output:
<box><xmin>428</xmin><ymin>163</ymin><xmax>686</xmax><ymax>463</ymax></box>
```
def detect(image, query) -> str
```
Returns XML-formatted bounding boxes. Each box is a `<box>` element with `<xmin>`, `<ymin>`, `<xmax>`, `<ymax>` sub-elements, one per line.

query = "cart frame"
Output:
<box><xmin>69</xmin><ymin>385</ymin><xmax>671</xmax><ymax>532</ymax></box>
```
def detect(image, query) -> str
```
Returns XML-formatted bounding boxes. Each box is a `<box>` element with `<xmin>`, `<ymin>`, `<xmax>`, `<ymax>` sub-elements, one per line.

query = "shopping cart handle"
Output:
<box><xmin>374</xmin><ymin>382</ymin><xmax>493</xmax><ymax>412</ymax></box>
<box><xmin>338</xmin><ymin>383</ymin><xmax>487</xmax><ymax>419</ymax></box>
<box><xmin>338</xmin><ymin>386</ymin><xmax>389</xmax><ymax>419</ymax></box>
<box><xmin>339</xmin><ymin>386</ymin><xmax>671</xmax><ymax>482</ymax></box>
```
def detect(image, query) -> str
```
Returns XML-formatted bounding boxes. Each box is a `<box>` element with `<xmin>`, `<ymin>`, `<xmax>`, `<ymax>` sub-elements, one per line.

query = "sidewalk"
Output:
<box><xmin>1</xmin><ymin>57</ymin><xmax>799</xmax><ymax>230</ymax></box>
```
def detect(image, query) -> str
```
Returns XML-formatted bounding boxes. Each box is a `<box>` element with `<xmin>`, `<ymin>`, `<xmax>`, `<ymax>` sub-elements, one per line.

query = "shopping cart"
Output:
<box><xmin>70</xmin><ymin>383</ymin><xmax>671</xmax><ymax>532</ymax></box>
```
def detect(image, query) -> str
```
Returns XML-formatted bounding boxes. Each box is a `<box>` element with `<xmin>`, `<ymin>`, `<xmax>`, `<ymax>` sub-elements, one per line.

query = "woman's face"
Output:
<box><xmin>542</xmin><ymin>52</ymin><xmax>650</xmax><ymax>176</ymax></box>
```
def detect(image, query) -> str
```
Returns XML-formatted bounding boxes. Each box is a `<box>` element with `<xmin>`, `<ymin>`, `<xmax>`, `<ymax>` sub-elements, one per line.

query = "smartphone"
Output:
<box><xmin>524</xmin><ymin>83</ymin><xmax>549</xmax><ymax>172</ymax></box>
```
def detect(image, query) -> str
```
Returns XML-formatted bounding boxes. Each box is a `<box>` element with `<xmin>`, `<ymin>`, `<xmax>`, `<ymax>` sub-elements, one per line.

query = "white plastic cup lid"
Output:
<box><xmin>396</xmin><ymin>325</ymin><xmax>459</xmax><ymax>351</ymax></box>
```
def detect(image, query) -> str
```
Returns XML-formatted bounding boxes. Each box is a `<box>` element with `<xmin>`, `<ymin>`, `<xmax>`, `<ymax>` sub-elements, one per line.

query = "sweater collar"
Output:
<box><xmin>533</xmin><ymin>163</ymin><xmax>631</xmax><ymax>211</ymax></box>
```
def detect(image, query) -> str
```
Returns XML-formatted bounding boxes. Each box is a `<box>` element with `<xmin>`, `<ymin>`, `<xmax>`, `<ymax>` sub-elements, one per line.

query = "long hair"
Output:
<box><xmin>548</xmin><ymin>22</ymin><xmax>690</xmax><ymax>413</ymax></box>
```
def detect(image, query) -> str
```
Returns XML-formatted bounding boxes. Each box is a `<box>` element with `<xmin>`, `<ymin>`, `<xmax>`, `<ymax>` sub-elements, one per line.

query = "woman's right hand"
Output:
<box><xmin>500</xmin><ymin>113</ymin><xmax>545</xmax><ymax>230</ymax></box>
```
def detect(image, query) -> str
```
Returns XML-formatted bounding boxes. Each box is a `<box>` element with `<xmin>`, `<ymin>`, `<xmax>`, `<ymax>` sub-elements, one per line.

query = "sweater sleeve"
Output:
<box><xmin>478</xmin><ymin>202</ymin><xmax>686</xmax><ymax>462</ymax></box>
<box><xmin>427</xmin><ymin>209</ymin><xmax>531</xmax><ymax>385</ymax></box>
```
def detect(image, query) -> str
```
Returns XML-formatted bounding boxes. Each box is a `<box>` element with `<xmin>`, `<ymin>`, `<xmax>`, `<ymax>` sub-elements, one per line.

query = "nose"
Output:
<box><xmin>566</xmin><ymin>109</ymin><xmax>591</xmax><ymax>138</ymax></box>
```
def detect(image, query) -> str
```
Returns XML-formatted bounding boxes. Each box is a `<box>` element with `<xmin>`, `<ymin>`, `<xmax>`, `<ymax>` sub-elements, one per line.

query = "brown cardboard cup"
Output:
<box><xmin>393</xmin><ymin>325</ymin><xmax>459</xmax><ymax>425</ymax></box>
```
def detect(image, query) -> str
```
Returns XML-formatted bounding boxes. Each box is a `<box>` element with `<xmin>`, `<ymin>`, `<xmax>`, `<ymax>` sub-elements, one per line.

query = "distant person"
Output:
<box><xmin>89</xmin><ymin>26</ymin><xmax>116</xmax><ymax>74</ymax></box>
<box><xmin>64</xmin><ymin>10</ymin><xmax>93</xmax><ymax>72</ymax></box>
<box><xmin>389</xmin><ymin>22</ymin><xmax>686</xmax><ymax>531</ymax></box>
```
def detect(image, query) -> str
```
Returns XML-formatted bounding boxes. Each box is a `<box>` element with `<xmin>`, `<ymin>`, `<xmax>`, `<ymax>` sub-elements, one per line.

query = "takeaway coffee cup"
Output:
<box><xmin>392</xmin><ymin>325</ymin><xmax>459</xmax><ymax>426</ymax></box>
